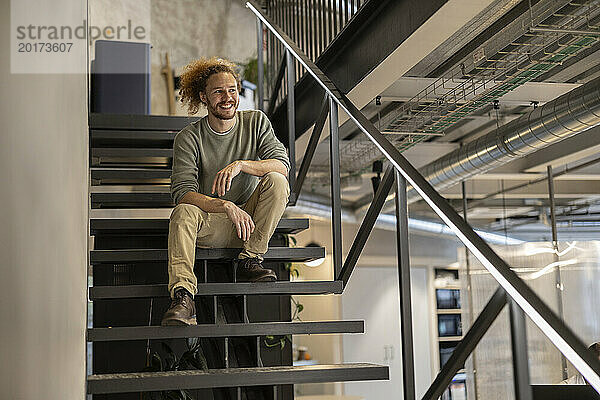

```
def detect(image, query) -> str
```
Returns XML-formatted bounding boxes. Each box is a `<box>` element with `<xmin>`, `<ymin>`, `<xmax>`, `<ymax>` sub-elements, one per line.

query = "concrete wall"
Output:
<box><xmin>0</xmin><ymin>0</ymin><xmax>88</xmax><ymax>398</ymax></box>
<box><xmin>150</xmin><ymin>0</ymin><xmax>258</xmax><ymax>115</ymax></box>
<box><xmin>88</xmin><ymin>0</ymin><xmax>258</xmax><ymax>116</ymax></box>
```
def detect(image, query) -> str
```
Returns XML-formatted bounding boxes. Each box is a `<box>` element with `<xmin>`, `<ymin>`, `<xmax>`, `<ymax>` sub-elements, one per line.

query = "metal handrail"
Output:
<box><xmin>246</xmin><ymin>0</ymin><xmax>600</xmax><ymax>395</ymax></box>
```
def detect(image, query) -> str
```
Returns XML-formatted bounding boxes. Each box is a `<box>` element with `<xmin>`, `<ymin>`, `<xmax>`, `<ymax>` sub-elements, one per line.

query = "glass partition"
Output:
<box><xmin>460</xmin><ymin>241</ymin><xmax>600</xmax><ymax>399</ymax></box>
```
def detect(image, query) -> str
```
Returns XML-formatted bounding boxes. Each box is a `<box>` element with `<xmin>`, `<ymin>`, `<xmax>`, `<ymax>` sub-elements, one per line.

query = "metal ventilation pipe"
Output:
<box><xmin>406</xmin><ymin>75</ymin><xmax>600</xmax><ymax>203</ymax></box>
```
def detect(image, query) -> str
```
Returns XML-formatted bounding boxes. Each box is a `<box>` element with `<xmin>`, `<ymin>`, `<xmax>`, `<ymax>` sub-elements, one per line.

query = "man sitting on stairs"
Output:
<box><xmin>161</xmin><ymin>57</ymin><xmax>291</xmax><ymax>326</ymax></box>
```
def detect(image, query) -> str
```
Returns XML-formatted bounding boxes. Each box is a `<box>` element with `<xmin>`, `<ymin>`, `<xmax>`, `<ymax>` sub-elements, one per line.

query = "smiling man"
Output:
<box><xmin>161</xmin><ymin>57</ymin><xmax>290</xmax><ymax>326</ymax></box>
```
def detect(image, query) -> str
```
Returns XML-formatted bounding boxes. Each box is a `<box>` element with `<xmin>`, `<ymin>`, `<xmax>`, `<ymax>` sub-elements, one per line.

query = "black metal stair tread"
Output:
<box><xmin>91</xmin><ymin>192</ymin><xmax>299</xmax><ymax>208</ymax></box>
<box><xmin>90</xmin><ymin>217</ymin><xmax>309</xmax><ymax>235</ymax></box>
<box><xmin>87</xmin><ymin>363</ymin><xmax>389</xmax><ymax>393</ymax></box>
<box><xmin>92</xmin><ymin>148</ymin><xmax>173</xmax><ymax>157</ymax></box>
<box><xmin>91</xmin><ymin>192</ymin><xmax>173</xmax><ymax>208</ymax></box>
<box><xmin>91</xmin><ymin>168</ymin><xmax>172</xmax><ymax>181</ymax></box>
<box><xmin>91</xmin><ymin>246</ymin><xmax>324</xmax><ymax>264</ymax></box>
<box><xmin>87</xmin><ymin>320</ymin><xmax>364</xmax><ymax>341</ymax></box>
<box><xmin>91</xmin><ymin>129</ymin><xmax>177</xmax><ymax>140</ymax></box>
<box><xmin>90</xmin><ymin>113</ymin><xmax>199</xmax><ymax>131</ymax></box>
<box><xmin>89</xmin><ymin>281</ymin><xmax>344</xmax><ymax>299</ymax></box>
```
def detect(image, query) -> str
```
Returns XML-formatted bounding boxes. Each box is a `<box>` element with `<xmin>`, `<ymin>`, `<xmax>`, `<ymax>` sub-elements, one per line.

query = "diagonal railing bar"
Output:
<box><xmin>289</xmin><ymin>93</ymin><xmax>329</xmax><ymax>206</ymax></box>
<box><xmin>246</xmin><ymin>1</ymin><xmax>600</xmax><ymax>392</ymax></box>
<box><xmin>339</xmin><ymin>165</ymin><xmax>394</xmax><ymax>286</ymax></box>
<box><xmin>422</xmin><ymin>287</ymin><xmax>507</xmax><ymax>400</ymax></box>
<box><xmin>267</xmin><ymin>56</ymin><xmax>286</xmax><ymax>117</ymax></box>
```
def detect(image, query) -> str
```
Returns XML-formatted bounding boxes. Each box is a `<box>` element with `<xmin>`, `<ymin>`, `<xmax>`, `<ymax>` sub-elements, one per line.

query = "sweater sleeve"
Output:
<box><xmin>170</xmin><ymin>128</ymin><xmax>199</xmax><ymax>205</ymax></box>
<box><xmin>256</xmin><ymin>111</ymin><xmax>291</xmax><ymax>172</ymax></box>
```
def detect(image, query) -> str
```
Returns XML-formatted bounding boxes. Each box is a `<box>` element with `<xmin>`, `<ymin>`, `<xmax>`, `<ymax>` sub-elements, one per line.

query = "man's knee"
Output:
<box><xmin>261</xmin><ymin>172</ymin><xmax>290</xmax><ymax>198</ymax></box>
<box><xmin>170</xmin><ymin>203</ymin><xmax>203</xmax><ymax>225</ymax></box>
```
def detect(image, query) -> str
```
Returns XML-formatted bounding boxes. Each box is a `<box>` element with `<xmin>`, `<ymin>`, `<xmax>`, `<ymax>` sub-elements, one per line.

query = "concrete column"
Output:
<box><xmin>0</xmin><ymin>0</ymin><xmax>88</xmax><ymax>398</ymax></box>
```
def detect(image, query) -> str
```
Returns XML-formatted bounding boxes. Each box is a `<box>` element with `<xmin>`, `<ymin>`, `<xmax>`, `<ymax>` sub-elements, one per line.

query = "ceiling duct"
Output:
<box><xmin>406</xmin><ymin>75</ymin><xmax>600</xmax><ymax>203</ymax></box>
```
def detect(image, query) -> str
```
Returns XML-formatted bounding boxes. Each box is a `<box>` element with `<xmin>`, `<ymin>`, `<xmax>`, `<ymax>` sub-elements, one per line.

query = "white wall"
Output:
<box><xmin>342</xmin><ymin>265</ymin><xmax>433</xmax><ymax>400</ymax></box>
<box><xmin>0</xmin><ymin>0</ymin><xmax>88</xmax><ymax>398</ymax></box>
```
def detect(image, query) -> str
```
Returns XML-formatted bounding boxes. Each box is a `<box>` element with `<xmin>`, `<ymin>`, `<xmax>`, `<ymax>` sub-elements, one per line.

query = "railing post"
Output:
<box><xmin>509</xmin><ymin>299</ymin><xmax>533</xmax><ymax>400</ymax></box>
<box><xmin>462</xmin><ymin>180</ymin><xmax>479</xmax><ymax>400</ymax></box>
<box><xmin>256</xmin><ymin>18</ymin><xmax>264</xmax><ymax>111</ymax></box>
<box><xmin>286</xmin><ymin>49</ymin><xmax>296</xmax><ymax>189</ymax></box>
<box><xmin>395</xmin><ymin>169</ymin><xmax>415</xmax><ymax>400</ymax></box>
<box><xmin>329</xmin><ymin>95</ymin><xmax>342</xmax><ymax>279</ymax></box>
<box><xmin>547</xmin><ymin>165</ymin><xmax>568</xmax><ymax>380</ymax></box>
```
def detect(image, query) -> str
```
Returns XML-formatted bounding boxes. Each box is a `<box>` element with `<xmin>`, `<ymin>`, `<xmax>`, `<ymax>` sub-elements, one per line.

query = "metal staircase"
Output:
<box><xmin>86</xmin><ymin>112</ymin><xmax>388</xmax><ymax>399</ymax></box>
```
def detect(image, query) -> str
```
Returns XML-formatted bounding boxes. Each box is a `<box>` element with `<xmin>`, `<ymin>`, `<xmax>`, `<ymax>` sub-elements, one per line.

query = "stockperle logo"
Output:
<box><xmin>11</xmin><ymin>0</ymin><xmax>150</xmax><ymax>74</ymax></box>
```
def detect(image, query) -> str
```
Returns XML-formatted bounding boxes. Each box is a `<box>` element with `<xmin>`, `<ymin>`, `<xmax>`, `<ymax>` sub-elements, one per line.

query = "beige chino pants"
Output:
<box><xmin>167</xmin><ymin>172</ymin><xmax>290</xmax><ymax>298</ymax></box>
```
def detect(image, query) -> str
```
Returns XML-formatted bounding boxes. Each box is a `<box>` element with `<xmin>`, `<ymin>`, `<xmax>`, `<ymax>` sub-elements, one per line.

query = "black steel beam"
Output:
<box><xmin>339</xmin><ymin>165</ymin><xmax>394</xmax><ymax>286</ymax></box>
<box><xmin>90</xmin><ymin>246</ymin><xmax>324</xmax><ymax>264</ymax></box>
<box><xmin>87</xmin><ymin>320</ymin><xmax>364</xmax><ymax>341</ymax></box>
<box><xmin>422</xmin><ymin>287</ymin><xmax>507</xmax><ymax>400</ymax></box>
<box><xmin>87</xmin><ymin>363</ymin><xmax>389</xmax><ymax>394</ymax></box>
<box><xmin>89</xmin><ymin>113</ymin><xmax>199</xmax><ymax>131</ymax></box>
<box><xmin>395</xmin><ymin>170</ymin><xmax>415</xmax><ymax>400</ymax></box>
<box><xmin>90</xmin><ymin>218</ymin><xmax>309</xmax><ymax>235</ymax></box>
<box><xmin>290</xmin><ymin>93</ymin><xmax>328</xmax><ymax>205</ymax></box>
<box><xmin>89</xmin><ymin>280</ymin><xmax>344</xmax><ymax>300</ymax></box>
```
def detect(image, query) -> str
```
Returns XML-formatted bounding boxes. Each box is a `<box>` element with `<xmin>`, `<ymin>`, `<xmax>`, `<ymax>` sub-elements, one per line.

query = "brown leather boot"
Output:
<box><xmin>161</xmin><ymin>288</ymin><xmax>197</xmax><ymax>326</ymax></box>
<box><xmin>235</xmin><ymin>258</ymin><xmax>277</xmax><ymax>282</ymax></box>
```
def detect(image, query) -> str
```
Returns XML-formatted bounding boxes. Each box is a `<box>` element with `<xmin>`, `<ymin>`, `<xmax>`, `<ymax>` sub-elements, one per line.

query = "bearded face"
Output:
<box><xmin>201</xmin><ymin>72</ymin><xmax>240</xmax><ymax>121</ymax></box>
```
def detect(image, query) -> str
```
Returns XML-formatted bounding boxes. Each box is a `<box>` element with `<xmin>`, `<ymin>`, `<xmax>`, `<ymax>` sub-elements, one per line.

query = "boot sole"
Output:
<box><xmin>161</xmin><ymin>316</ymin><xmax>198</xmax><ymax>326</ymax></box>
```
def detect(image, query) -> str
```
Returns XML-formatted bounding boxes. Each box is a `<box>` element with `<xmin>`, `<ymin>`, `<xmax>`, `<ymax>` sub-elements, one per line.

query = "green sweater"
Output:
<box><xmin>170</xmin><ymin>110</ymin><xmax>291</xmax><ymax>205</ymax></box>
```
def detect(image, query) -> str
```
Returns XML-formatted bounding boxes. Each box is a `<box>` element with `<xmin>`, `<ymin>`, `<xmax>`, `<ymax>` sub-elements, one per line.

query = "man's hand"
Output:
<box><xmin>212</xmin><ymin>161</ymin><xmax>243</xmax><ymax>197</ymax></box>
<box><xmin>223</xmin><ymin>201</ymin><xmax>255</xmax><ymax>241</ymax></box>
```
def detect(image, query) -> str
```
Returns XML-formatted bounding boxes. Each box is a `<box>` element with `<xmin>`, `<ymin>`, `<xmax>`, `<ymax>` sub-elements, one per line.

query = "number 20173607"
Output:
<box><xmin>18</xmin><ymin>42</ymin><xmax>73</xmax><ymax>52</ymax></box>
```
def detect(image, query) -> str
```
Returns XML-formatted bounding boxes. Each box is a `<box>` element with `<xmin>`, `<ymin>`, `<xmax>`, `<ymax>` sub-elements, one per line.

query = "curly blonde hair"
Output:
<box><xmin>179</xmin><ymin>57</ymin><xmax>242</xmax><ymax>115</ymax></box>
